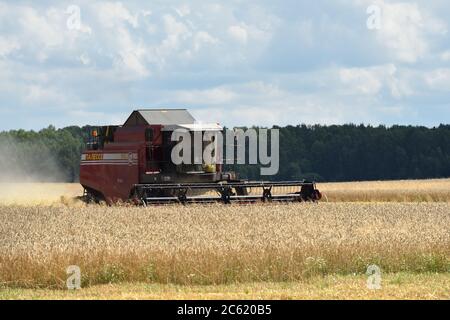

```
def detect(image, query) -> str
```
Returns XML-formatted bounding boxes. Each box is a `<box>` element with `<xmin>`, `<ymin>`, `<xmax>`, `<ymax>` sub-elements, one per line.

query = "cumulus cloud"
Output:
<box><xmin>193</xmin><ymin>31</ymin><xmax>219</xmax><ymax>51</ymax></box>
<box><xmin>425</xmin><ymin>69</ymin><xmax>450</xmax><ymax>91</ymax></box>
<box><xmin>228</xmin><ymin>25</ymin><xmax>248</xmax><ymax>44</ymax></box>
<box><xmin>95</xmin><ymin>2</ymin><xmax>139</xmax><ymax>28</ymax></box>
<box><xmin>173</xmin><ymin>87</ymin><xmax>236</xmax><ymax>105</ymax></box>
<box><xmin>0</xmin><ymin>36</ymin><xmax>20</xmax><ymax>57</ymax></box>
<box><xmin>174</xmin><ymin>4</ymin><xmax>191</xmax><ymax>18</ymax></box>
<box><xmin>440</xmin><ymin>50</ymin><xmax>450</xmax><ymax>62</ymax></box>
<box><xmin>339</xmin><ymin>64</ymin><xmax>412</xmax><ymax>98</ymax></box>
<box><xmin>365</xmin><ymin>0</ymin><xmax>447</xmax><ymax>63</ymax></box>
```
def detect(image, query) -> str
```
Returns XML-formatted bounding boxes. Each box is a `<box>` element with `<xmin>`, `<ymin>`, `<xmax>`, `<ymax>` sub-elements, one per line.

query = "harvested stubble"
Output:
<box><xmin>0</xmin><ymin>202</ymin><xmax>448</xmax><ymax>289</ymax></box>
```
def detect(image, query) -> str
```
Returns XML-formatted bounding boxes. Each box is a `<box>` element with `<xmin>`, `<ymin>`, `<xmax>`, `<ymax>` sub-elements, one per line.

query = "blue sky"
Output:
<box><xmin>0</xmin><ymin>0</ymin><xmax>449</xmax><ymax>130</ymax></box>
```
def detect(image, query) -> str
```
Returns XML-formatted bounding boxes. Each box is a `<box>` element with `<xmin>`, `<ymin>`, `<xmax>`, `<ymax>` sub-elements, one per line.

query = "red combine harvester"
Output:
<box><xmin>79</xmin><ymin>109</ymin><xmax>321</xmax><ymax>205</ymax></box>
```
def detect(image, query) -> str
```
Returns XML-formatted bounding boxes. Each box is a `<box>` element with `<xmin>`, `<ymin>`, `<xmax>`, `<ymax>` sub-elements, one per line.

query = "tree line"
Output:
<box><xmin>233</xmin><ymin>124</ymin><xmax>450</xmax><ymax>182</ymax></box>
<box><xmin>0</xmin><ymin>124</ymin><xmax>449</xmax><ymax>182</ymax></box>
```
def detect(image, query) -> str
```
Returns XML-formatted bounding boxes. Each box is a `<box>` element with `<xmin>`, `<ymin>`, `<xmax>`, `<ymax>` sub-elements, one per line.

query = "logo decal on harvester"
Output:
<box><xmin>81</xmin><ymin>153</ymin><xmax>138</xmax><ymax>166</ymax></box>
<box><xmin>85</xmin><ymin>153</ymin><xmax>103</xmax><ymax>161</ymax></box>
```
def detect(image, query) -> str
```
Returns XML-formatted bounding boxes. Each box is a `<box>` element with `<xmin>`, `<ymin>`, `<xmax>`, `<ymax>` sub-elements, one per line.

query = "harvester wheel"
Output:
<box><xmin>299</xmin><ymin>183</ymin><xmax>323</xmax><ymax>202</ymax></box>
<box><xmin>83</xmin><ymin>188</ymin><xmax>105</xmax><ymax>204</ymax></box>
<box><xmin>85</xmin><ymin>193</ymin><xmax>96</xmax><ymax>204</ymax></box>
<box><xmin>314</xmin><ymin>189</ymin><xmax>322</xmax><ymax>201</ymax></box>
<box><xmin>130</xmin><ymin>187</ymin><xmax>148</xmax><ymax>206</ymax></box>
<box><xmin>81</xmin><ymin>188</ymin><xmax>95</xmax><ymax>204</ymax></box>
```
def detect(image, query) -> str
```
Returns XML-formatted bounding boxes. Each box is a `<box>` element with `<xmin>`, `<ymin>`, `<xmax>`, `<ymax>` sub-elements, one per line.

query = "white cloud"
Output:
<box><xmin>66</xmin><ymin>109</ymin><xmax>126</xmax><ymax>126</ymax></box>
<box><xmin>163</xmin><ymin>14</ymin><xmax>191</xmax><ymax>39</ymax></box>
<box><xmin>441</xmin><ymin>50</ymin><xmax>450</xmax><ymax>62</ymax></box>
<box><xmin>23</xmin><ymin>85</ymin><xmax>66</xmax><ymax>106</ymax></box>
<box><xmin>171</xmin><ymin>80</ymin><xmax>374</xmax><ymax>127</ymax></box>
<box><xmin>113</xmin><ymin>27</ymin><xmax>150</xmax><ymax>79</ymax></box>
<box><xmin>194</xmin><ymin>31</ymin><xmax>218</xmax><ymax>51</ymax></box>
<box><xmin>160</xmin><ymin>14</ymin><xmax>192</xmax><ymax>52</ymax></box>
<box><xmin>19</xmin><ymin>7</ymin><xmax>64</xmax><ymax>48</ymax></box>
<box><xmin>243</xmin><ymin>81</ymin><xmax>284</xmax><ymax>98</ymax></box>
<box><xmin>0</xmin><ymin>3</ymin><xmax>93</xmax><ymax>65</ymax></box>
<box><xmin>79</xmin><ymin>53</ymin><xmax>90</xmax><ymax>65</ymax></box>
<box><xmin>95</xmin><ymin>2</ymin><xmax>139</xmax><ymax>28</ymax></box>
<box><xmin>340</xmin><ymin>67</ymin><xmax>384</xmax><ymax>95</ymax></box>
<box><xmin>173</xmin><ymin>87</ymin><xmax>236</xmax><ymax>105</ymax></box>
<box><xmin>0</xmin><ymin>37</ymin><xmax>20</xmax><ymax>57</ymax></box>
<box><xmin>372</xmin><ymin>1</ymin><xmax>447</xmax><ymax>63</ymax></box>
<box><xmin>228</xmin><ymin>25</ymin><xmax>248</xmax><ymax>44</ymax></box>
<box><xmin>174</xmin><ymin>4</ymin><xmax>190</xmax><ymax>18</ymax></box>
<box><xmin>425</xmin><ymin>69</ymin><xmax>450</xmax><ymax>91</ymax></box>
<box><xmin>339</xmin><ymin>64</ymin><xmax>411</xmax><ymax>98</ymax></box>
<box><xmin>142</xmin><ymin>10</ymin><xmax>152</xmax><ymax>17</ymax></box>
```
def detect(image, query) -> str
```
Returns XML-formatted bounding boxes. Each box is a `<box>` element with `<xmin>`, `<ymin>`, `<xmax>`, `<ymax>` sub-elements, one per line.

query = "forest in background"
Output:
<box><xmin>1</xmin><ymin>124</ymin><xmax>449</xmax><ymax>182</ymax></box>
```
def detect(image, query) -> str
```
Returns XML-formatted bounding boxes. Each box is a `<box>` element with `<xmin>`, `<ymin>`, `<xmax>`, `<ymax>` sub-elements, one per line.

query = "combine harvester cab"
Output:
<box><xmin>79</xmin><ymin>109</ymin><xmax>321</xmax><ymax>205</ymax></box>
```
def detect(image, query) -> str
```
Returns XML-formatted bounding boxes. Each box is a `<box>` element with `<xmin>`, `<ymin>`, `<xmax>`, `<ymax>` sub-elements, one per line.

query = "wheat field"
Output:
<box><xmin>0</xmin><ymin>180</ymin><xmax>449</xmax><ymax>299</ymax></box>
<box><xmin>0</xmin><ymin>202</ymin><xmax>449</xmax><ymax>289</ymax></box>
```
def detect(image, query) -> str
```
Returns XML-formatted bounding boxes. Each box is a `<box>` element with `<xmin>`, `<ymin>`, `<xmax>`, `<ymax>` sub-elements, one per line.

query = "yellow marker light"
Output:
<box><xmin>203</xmin><ymin>164</ymin><xmax>216</xmax><ymax>173</ymax></box>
